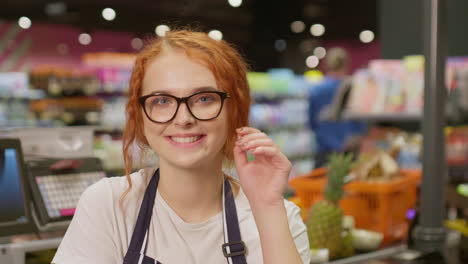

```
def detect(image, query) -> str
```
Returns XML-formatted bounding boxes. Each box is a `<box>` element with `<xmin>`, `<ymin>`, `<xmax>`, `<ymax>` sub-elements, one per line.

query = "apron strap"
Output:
<box><xmin>222</xmin><ymin>179</ymin><xmax>247</xmax><ymax>264</ymax></box>
<box><xmin>124</xmin><ymin>170</ymin><xmax>247</xmax><ymax>264</ymax></box>
<box><xmin>123</xmin><ymin>169</ymin><xmax>160</xmax><ymax>264</ymax></box>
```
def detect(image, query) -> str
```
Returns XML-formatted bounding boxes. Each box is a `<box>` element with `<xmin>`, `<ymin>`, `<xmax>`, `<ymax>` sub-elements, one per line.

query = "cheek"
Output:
<box><xmin>213</xmin><ymin>112</ymin><xmax>229</xmax><ymax>146</ymax></box>
<box><xmin>143</xmin><ymin>119</ymin><xmax>165</xmax><ymax>146</ymax></box>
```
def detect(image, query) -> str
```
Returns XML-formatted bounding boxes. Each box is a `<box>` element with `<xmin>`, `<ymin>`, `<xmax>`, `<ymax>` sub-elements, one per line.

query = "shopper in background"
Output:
<box><xmin>52</xmin><ymin>30</ymin><xmax>310</xmax><ymax>264</ymax></box>
<box><xmin>308</xmin><ymin>47</ymin><xmax>366</xmax><ymax>168</ymax></box>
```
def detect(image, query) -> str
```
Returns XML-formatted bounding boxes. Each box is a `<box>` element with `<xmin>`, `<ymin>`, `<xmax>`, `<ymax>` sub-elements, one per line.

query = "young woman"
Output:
<box><xmin>53</xmin><ymin>30</ymin><xmax>311</xmax><ymax>264</ymax></box>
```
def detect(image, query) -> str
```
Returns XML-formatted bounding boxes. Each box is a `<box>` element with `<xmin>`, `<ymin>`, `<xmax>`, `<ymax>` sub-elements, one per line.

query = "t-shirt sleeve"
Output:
<box><xmin>284</xmin><ymin>199</ymin><xmax>312</xmax><ymax>264</ymax></box>
<box><xmin>52</xmin><ymin>178</ymin><xmax>120</xmax><ymax>264</ymax></box>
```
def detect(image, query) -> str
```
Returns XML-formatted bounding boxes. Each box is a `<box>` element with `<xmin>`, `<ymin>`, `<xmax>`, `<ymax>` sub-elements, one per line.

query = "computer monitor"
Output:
<box><xmin>0</xmin><ymin>138</ymin><xmax>35</xmax><ymax>239</ymax></box>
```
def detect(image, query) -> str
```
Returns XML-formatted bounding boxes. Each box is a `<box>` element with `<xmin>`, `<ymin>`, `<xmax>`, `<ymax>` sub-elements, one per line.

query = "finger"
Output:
<box><xmin>250</xmin><ymin>146</ymin><xmax>279</xmax><ymax>157</ymax></box>
<box><xmin>237</xmin><ymin>131</ymin><xmax>268</xmax><ymax>143</ymax></box>
<box><xmin>251</xmin><ymin>146</ymin><xmax>291</xmax><ymax>168</ymax></box>
<box><xmin>233</xmin><ymin>143</ymin><xmax>248</xmax><ymax>168</ymax></box>
<box><xmin>237</xmin><ymin>138</ymin><xmax>275</xmax><ymax>152</ymax></box>
<box><xmin>236</xmin><ymin>127</ymin><xmax>262</xmax><ymax>136</ymax></box>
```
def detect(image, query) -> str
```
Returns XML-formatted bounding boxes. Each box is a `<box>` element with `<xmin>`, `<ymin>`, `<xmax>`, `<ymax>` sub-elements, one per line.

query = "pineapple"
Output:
<box><xmin>307</xmin><ymin>153</ymin><xmax>354</xmax><ymax>259</ymax></box>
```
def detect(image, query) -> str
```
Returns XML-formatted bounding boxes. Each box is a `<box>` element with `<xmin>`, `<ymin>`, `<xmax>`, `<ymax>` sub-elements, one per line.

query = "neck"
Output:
<box><xmin>158</xmin><ymin>157</ymin><xmax>225</xmax><ymax>223</ymax></box>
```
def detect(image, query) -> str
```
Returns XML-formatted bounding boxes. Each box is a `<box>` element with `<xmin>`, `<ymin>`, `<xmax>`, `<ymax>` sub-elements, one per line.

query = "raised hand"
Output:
<box><xmin>233</xmin><ymin>127</ymin><xmax>292</xmax><ymax>208</ymax></box>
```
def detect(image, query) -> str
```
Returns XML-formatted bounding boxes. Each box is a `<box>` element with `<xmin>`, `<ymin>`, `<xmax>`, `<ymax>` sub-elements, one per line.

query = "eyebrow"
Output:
<box><xmin>149</xmin><ymin>86</ymin><xmax>219</xmax><ymax>95</ymax></box>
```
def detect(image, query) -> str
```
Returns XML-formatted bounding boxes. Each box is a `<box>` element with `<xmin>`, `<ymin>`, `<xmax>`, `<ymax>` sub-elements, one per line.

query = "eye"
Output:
<box><xmin>156</xmin><ymin>98</ymin><xmax>169</xmax><ymax>104</ymax></box>
<box><xmin>197</xmin><ymin>94</ymin><xmax>216</xmax><ymax>103</ymax></box>
<box><xmin>150</xmin><ymin>96</ymin><xmax>172</xmax><ymax>106</ymax></box>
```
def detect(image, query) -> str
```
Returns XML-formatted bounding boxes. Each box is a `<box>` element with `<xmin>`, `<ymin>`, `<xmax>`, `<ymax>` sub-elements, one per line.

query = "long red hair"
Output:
<box><xmin>122</xmin><ymin>30</ymin><xmax>251</xmax><ymax>198</ymax></box>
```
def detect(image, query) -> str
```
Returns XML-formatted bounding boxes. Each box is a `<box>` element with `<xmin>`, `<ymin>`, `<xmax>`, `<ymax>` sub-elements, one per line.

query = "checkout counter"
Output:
<box><xmin>0</xmin><ymin>137</ymin><xmax>105</xmax><ymax>264</ymax></box>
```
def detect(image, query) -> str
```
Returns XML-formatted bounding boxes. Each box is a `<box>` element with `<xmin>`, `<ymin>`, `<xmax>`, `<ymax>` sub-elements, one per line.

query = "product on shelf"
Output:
<box><xmin>446</xmin><ymin>126</ymin><xmax>468</xmax><ymax>183</ymax></box>
<box><xmin>403</xmin><ymin>55</ymin><xmax>424</xmax><ymax>114</ymax></box>
<box><xmin>249</xmin><ymin>99</ymin><xmax>309</xmax><ymax>129</ymax></box>
<box><xmin>83</xmin><ymin>52</ymin><xmax>135</xmax><ymax>95</ymax></box>
<box><xmin>371</xmin><ymin>60</ymin><xmax>406</xmax><ymax>113</ymax></box>
<box><xmin>29</xmin><ymin>97</ymin><xmax>103</xmax><ymax>126</ymax></box>
<box><xmin>0</xmin><ymin>98</ymin><xmax>37</xmax><ymax>127</ymax></box>
<box><xmin>248</xmin><ymin>68</ymin><xmax>317</xmax><ymax>97</ymax></box>
<box><xmin>93</xmin><ymin>132</ymin><xmax>158</xmax><ymax>174</ymax></box>
<box><xmin>100</xmin><ymin>96</ymin><xmax>127</xmax><ymax>130</ymax></box>
<box><xmin>307</xmin><ymin>153</ymin><xmax>354</xmax><ymax>260</ymax></box>
<box><xmin>82</xmin><ymin>52</ymin><xmax>136</xmax><ymax>68</ymax></box>
<box><xmin>29</xmin><ymin>66</ymin><xmax>101</xmax><ymax>97</ymax></box>
<box><xmin>0</xmin><ymin>72</ymin><xmax>30</xmax><ymax>98</ymax></box>
<box><xmin>347</xmin><ymin>69</ymin><xmax>382</xmax><ymax>115</ymax></box>
<box><xmin>26</xmin><ymin>56</ymin><xmax>133</xmax><ymax>127</ymax></box>
<box><xmin>446</xmin><ymin>127</ymin><xmax>468</xmax><ymax>165</ymax></box>
<box><xmin>0</xmin><ymin>72</ymin><xmax>43</xmax><ymax>127</ymax></box>
<box><xmin>346</xmin><ymin>56</ymin><xmax>468</xmax><ymax>118</ymax></box>
<box><xmin>247</xmin><ymin>69</ymin><xmax>318</xmax><ymax>177</ymax></box>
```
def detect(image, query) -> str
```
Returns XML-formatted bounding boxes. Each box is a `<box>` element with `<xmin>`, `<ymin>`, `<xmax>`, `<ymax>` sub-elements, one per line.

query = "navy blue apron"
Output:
<box><xmin>123</xmin><ymin>169</ymin><xmax>247</xmax><ymax>264</ymax></box>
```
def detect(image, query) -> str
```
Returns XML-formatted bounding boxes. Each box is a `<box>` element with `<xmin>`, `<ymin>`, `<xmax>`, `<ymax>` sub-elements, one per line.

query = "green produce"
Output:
<box><xmin>307</xmin><ymin>153</ymin><xmax>354</xmax><ymax>259</ymax></box>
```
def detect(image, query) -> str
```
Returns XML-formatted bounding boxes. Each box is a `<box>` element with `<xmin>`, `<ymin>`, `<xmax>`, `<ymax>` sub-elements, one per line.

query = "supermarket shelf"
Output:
<box><xmin>93</xmin><ymin>125</ymin><xmax>125</xmax><ymax>133</ymax></box>
<box><xmin>252</xmin><ymin>93</ymin><xmax>307</xmax><ymax>102</ymax></box>
<box><xmin>255</xmin><ymin>124</ymin><xmax>309</xmax><ymax>133</ymax></box>
<box><xmin>328</xmin><ymin>244</ymin><xmax>407</xmax><ymax>264</ymax></box>
<box><xmin>342</xmin><ymin>112</ymin><xmax>421</xmax><ymax>122</ymax></box>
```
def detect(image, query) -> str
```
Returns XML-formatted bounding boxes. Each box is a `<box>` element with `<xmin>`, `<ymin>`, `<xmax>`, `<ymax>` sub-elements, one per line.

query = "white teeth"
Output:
<box><xmin>170</xmin><ymin>136</ymin><xmax>201</xmax><ymax>144</ymax></box>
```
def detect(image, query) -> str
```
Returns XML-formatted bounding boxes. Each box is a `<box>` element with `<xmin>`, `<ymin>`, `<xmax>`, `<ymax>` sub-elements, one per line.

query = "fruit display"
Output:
<box><xmin>353</xmin><ymin>149</ymin><xmax>400</xmax><ymax>182</ymax></box>
<box><xmin>307</xmin><ymin>153</ymin><xmax>354</xmax><ymax>259</ymax></box>
<box><xmin>351</xmin><ymin>229</ymin><xmax>384</xmax><ymax>251</ymax></box>
<box><xmin>338</xmin><ymin>216</ymin><xmax>355</xmax><ymax>258</ymax></box>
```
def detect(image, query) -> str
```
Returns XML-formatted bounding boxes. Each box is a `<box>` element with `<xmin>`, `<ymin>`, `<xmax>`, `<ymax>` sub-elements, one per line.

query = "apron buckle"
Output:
<box><xmin>222</xmin><ymin>240</ymin><xmax>246</xmax><ymax>257</ymax></box>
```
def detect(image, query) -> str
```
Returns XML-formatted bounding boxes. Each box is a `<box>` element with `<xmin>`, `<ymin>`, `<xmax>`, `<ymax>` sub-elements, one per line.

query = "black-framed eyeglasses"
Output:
<box><xmin>139</xmin><ymin>91</ymin><xmax>230</xmax><ymax>123</ymax></box>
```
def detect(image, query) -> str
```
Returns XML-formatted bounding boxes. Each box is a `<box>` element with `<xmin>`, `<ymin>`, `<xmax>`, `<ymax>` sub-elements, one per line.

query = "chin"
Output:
<box><xmin>161</xmin><ymin>152</ymin><xmax>220</xmax><ymax>170</ymax></box>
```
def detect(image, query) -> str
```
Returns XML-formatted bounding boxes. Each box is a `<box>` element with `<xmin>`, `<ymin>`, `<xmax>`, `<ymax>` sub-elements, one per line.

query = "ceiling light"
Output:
<box><xmin>228</xmin><ymin>0</ymin><xmax>242</xmax><ymax>8</ymax></box>
<box><xmin>313</xmin><ymin>47</ymin><xmax>326</xmax><ymax>59</ymax></box>
<box><xmin>310</xmin><ymin>24</ymin><xmax>325</xmax><ymax>37</ymax></box>
<box><xmin>131</xmin><ymin>38</ymin><xmax>143</xmax><ymax>50</ymax></box>
<box><xmin>290</xmin><ymin>21</ymin><xmax>305</xmax><ymax>33</ymax></box>
<box><xmin>208</xmin><ymin>30</ymin><xmax>223</xmax><ymax>40</ymax></box>
<box><xmin>155</xmin><ymin>25</ymin><xmax>170</xmax><ymax>37</ymax></box>
<box><xmin>359</xmin><ymin>30</ymin><xmax>375</xmax><ymax>43</ymax></box>
<box><xmin>18</xmin><ymin>17</ymin><xmax>32</xmax><ymax>29</ymax></box>
<box><xmin>78</xmin><ymin>33</ymin><xmax>92</xmax><ymax>45</ymax></box>
<box><xmin>102</xmin><ymin>8</ymin><xmax>116</xmax><ymax>21</ymax></box>
<box><xmin>306</xmin><ymin>55</ymin><xmax>319</xmax><ymax>68</ymax></box>
<box><xmin>274</xmin><ymin>39</ymin><xmax>287</xmax><ymax>52</ymax></box>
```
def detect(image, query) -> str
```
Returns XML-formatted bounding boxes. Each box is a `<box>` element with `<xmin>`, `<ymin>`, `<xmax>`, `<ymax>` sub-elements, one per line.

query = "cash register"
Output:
<box><xmin>0</xmin><ymin>138</ymin><xmax>106</xmax><ymax>264</ymax></box>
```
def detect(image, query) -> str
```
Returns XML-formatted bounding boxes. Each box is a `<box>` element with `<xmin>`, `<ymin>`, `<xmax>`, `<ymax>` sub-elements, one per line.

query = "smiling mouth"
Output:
<box><xmin>169</xmin><ymin>136</ymin><xmax>203</xmax><ymax>144</ymax></box>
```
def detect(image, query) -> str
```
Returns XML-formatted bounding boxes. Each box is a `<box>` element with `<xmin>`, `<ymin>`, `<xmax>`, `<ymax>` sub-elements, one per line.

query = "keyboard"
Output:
<box><xmin>26</xmin><ymin>157</ymin><xmax>105</xmax><ymax>226</ymax></box>
<box><xmin>36</xmin><ymin>171</ymin><xmax>105</xmax><ymax>218</ymax></box>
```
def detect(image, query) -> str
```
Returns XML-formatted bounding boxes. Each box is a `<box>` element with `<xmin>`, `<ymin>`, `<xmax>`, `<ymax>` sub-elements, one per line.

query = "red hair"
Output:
<box><xmin>122</xmin><ymin>30</ymin><xmax>251</xmax><ymax>197</ymax></box>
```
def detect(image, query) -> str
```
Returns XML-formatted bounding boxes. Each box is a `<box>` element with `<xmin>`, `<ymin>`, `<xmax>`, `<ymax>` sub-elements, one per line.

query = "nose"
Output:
<box><xmin>173</xmin><ymin>102</ymin><xmax>195</xmax><ymax>126</ymax></box>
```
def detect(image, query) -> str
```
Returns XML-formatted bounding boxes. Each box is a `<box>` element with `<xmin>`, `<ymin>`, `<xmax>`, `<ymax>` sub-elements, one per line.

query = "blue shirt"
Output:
<box><xmin>308</xmin><ymin>76</ymin><xmax>366</xmax><ymax>153</ymax></box>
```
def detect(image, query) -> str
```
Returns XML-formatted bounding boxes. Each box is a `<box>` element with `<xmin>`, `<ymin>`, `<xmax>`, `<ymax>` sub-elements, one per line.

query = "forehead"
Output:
<box><xmin>141</xmin><ymin>50</ymin><xmax>218</xmax><ymax>96</ymax></box>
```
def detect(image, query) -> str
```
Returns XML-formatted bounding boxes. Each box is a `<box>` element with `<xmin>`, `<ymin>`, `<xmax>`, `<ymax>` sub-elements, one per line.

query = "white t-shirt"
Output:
<box><xmin>52</xmin><ymin>168</ymin><xmax>311</xmax><ymax>264</ymax></box>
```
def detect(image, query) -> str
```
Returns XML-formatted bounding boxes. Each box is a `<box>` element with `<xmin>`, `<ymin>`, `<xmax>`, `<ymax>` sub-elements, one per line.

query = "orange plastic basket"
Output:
<box><xmin>289</xmin><ymin>169</ymin><xmax>421</xmax><ymax>245</ymax></box>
